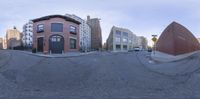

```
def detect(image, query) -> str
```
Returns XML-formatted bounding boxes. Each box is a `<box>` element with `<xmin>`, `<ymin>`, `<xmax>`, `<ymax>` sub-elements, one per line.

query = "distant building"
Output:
<box><xmin>137</xmin><ymin>36</ymin><xmax>148</xmax><ymax>50</ymax></box>
<box><xmin>65</xmin><ymin>14</ymin><xmax>91</xmax><ymax>52</ymax></box>
<box><xmin>3</xmin><ymin>36</ymin><xmax>7</xmax><ymax>49</ymax></box>
<box><xmin>87</xmin><ymin>16</ymin><xmax>102</xmax><ymax>50</ymax></box>
<box><xmin>0</xmin><ymin>38</ymin><xmax>3</xmax><ymax>49</ymax></box>
<box><xmin>106</xmin><ymin>26</ymin><xmax>138</xmax><ymax>51</ymax></box>
<box><xmin>103</xmin><ymin>43</ymin><xmax>107</xmax><ymax>50</ymax></box>
<box><xmin>22</xmin><ymin>21</ymin><xmax>33</xmax><ymax>48</ymax></box>
<box><xmin>32</xmin><ymin>15</ymin><xmax>81</xmax><ymax>54</ymax></box>
<box><xmin>6</xmin><ymin>27</ymin><xmax>22</xmax><ymax>49</ymax></box>
<box><xmin>197</xmin><ymin>38</ymin><xmax>200</xmax><ymax>43</ymax></box>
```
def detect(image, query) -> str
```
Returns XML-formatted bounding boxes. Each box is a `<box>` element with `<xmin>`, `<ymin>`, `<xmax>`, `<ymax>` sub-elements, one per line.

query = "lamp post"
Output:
<box><xmin>151</xmin><ymin>35</ymin><xmax>157</xmax><ymax>55</ymax></box>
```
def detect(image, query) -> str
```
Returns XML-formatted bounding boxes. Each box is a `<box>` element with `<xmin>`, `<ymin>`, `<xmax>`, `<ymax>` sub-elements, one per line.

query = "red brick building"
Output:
<box><xmin>87</xmin><ymin>16</ymin><xmax>102</xmax><ymax>50</ymax></box>
<box><xmin>156</xmin><ymin>21</ymin><xmax>200</xmax><ymax>55</ymax></box>
<box><xmin>32</xmin><ymin>15</ymin><xmax>81</xmax><ymax>54</ymax></box>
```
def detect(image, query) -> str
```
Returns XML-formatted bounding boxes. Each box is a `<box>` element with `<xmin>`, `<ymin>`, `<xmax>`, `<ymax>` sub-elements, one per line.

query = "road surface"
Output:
<box><xmin>0</xmin><ymin>50</ymin><xmax>200</xmax><ymax>99</ymax></box>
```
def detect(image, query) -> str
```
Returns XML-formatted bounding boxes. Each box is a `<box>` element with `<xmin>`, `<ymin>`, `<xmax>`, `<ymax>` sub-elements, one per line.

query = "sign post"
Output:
<box><xmin>151</xmin><ymin>35</ymin><xmax>158</xmax><ymax>55</ymax></box>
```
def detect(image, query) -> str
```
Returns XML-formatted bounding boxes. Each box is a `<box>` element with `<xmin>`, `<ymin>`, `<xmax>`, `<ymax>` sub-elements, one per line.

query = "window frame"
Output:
<box><xmin>116</xmin><ymin>30</ymin><xmax>121</xmax><ymax>36</ymax></box>
<box><xmin>115</xmin><ymin>37</ymin><xmax>121</xmax><ymax>43</ymax></box>
<box><xmin>37</xmin><ymin>24</ymin><xmax>44</xmax><ymax>33</ymax></box>
<box><xmin>123</xmin><ymin>45</ymin><xmax>128</xmax><ymax>50</ymax></box>
<box><xmin>70</xmin><ymin>38</ymin><xmax>77</xmax><ymax>49</ymax></box>
<box><xmin>116</xmin><ymin>45</ymin><xmax>121</xmax><ymax>50</ymax></box>
<box><xmin>123</xmin><ymin>32</ymin><xmax>128</xmax><ymax>37</ymax></box>
<box><xmin>69</xmin><ymin>25</ymin><xmax>77</xmax><ymax>35</ymax></box>
<box><xmin>122</xmin><ymin>38</ymin><xmax>128</xmax><ymax>43</ymax></box>
<box><xmin>51</xmin><ymin>23</ymin><xmax>64</xmax><ymax>32</ymax></box>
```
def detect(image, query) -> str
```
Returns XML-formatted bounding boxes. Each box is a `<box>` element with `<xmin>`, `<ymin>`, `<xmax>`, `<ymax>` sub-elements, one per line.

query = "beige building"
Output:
<box><xmin>6</xmin><ymin>27</ymin><xmax>22</xmax><ymax>49</ymax></box>
<box><xmin>197</xmin><ymin>38</ymin><xmax>200</xmax><ymax>43</ymax></box>
<box><xmin>0</xmin><ymin>38</ymin><xmax>3</xmax><ymax>49</ymax></box>
<box><xmin>3</xmin><ymin>36</ymin><xmax>7</xmax><ymax>49</ymax></box>
<box><xmin>106</xmin><ymin>26</ymin><xmax>138</xmax><ymax>51</ymax></box>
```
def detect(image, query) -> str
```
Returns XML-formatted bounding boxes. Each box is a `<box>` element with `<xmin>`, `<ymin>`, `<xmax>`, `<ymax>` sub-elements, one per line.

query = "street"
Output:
<box><xmin>0</xmin><ymin>50</ymin><xmax>200</xmax><ymax>99</ymax></box>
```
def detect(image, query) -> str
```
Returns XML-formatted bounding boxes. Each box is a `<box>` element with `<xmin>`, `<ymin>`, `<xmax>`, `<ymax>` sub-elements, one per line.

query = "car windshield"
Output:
<box><xmin>0</xmin><ymin>0</ymin><xmax>200</xmax><ymax>99</ymax></box>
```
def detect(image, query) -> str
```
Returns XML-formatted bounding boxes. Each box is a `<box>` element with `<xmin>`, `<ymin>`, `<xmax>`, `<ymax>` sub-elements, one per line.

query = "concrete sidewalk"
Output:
<box><xmin>16</xmin><ymin>50</ymin><xmax>97</xmax><ymax>58</ymax></box>
<box><xmin>137</xmin><ymin>52</ymin><xmax>200</xmax><ymax>76</ymax></box>
<box><xmin>151</xmin><ymin>51</ymin><xmax>200</xmax><ymax>62</ymax></box>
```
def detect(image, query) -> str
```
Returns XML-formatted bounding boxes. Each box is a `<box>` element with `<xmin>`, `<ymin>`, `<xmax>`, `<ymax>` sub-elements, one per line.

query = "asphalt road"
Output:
<box><xmin>0</xmin><ymin>50</ymin><xmax>200</xmax><ymax>99</ymax></box>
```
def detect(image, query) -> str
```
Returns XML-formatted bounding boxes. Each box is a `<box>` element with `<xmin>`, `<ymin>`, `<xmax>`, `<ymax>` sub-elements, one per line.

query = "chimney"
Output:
<box><xmin>13</xmin><ymin>26</ymin><xmax>16</xmax><ymax>29</ymax></box>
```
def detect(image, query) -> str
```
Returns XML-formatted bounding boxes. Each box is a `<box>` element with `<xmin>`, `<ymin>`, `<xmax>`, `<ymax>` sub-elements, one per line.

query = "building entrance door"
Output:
<box><xmin>49</xmin><ymin>35</ymin><xmax>64</xmax><ymax>54</ymax></box>
<box><xmin>37</xmin><ymin>37</ymin><xmax>44</xmax><ymax>52</ymax></box>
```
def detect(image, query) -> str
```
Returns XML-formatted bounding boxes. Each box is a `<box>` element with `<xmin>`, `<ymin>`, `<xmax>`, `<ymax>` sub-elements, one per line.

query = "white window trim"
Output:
<box><xmin>70</xmin><ymin>36</ymin><xmax>77</xmax><ymax>39</ymax></box>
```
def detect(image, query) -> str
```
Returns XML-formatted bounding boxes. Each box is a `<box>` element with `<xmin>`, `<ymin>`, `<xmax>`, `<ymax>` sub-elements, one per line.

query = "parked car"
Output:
<box><xmin>148</xmin><ymin>48</ymin><xmax>152</xmax><ymax>52</ymax></box>
<box><xmin>134</xmin><ymin>47</ymin><xmax>140</xmax><ymax>51</ymax></box>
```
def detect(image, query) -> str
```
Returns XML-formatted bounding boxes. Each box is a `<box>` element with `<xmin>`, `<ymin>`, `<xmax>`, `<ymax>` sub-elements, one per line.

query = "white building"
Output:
<box><xmin>65</xmin><ymin>14</ymin><xmax>91</xmax><ymax>52</ymax></box>
<box><xmin>106</xmin><ymin>26</ymin><xmax>138</xmax><ymax>51</ymax></box>
<box><xmin>22</xmin><ymin>21</ymin><xmax>33</xmax><ymax>48</ymax></box>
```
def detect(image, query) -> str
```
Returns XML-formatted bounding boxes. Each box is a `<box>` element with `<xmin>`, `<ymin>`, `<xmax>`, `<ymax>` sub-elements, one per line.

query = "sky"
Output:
<box><xmin>1</xmin><ymin>0</ymin><xmax>200</xmax><ymax>46</ymax></box>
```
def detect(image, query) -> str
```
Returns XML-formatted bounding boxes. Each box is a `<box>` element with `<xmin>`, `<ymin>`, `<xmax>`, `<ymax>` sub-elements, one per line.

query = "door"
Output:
<box><xmin>49</xmin><ymin>35</ymin><xmax>64</xmax><ymax>54</ymax></box>
<box><xmin>37</xmin><ymin>37</ymin><xmax>44</xmax><ymax>52</ymax></box>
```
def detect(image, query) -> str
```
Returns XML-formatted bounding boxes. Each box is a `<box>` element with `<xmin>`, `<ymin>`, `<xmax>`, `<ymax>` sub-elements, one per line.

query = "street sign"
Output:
<box><xmin>152</xmin><ymin>37</ymin><xmax>157</xmax><ymax>43</ymax></box>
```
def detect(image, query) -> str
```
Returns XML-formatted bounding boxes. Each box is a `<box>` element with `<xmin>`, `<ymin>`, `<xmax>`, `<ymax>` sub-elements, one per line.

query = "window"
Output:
<box><xmin>116</xmin><ymin>30</ymin><xmax>121</xmax><ymax>36</ymax></box>
<box><xmin>37</xmin><ymin>24</ymin><xmax>44</xmax><ymax>33</ymax></box>
<box><xmin>123</xmin><ymin>32</ymin><xmax>128</xmax><ymax>37</ymax></box>
<box><xmin>51</xmin><ymin>23</ymin><xmax>63</xmax><ymax>32</ymax></box>
<box><xmin>51</xmin><ymin>37</ymin><xmax>57</xmax><ymax>42</ymax></box>
<box><xmin>123</xmin><ymin>45</ymin><xmax>128</xmax><ymax>50</ymax></box>
<box><xmin>123</xmin><ymin>38</ymin><xmax>128</xmax><ymax>43</ymax></box>
<box><xmin>70</xmin><ymin>38</ymin><xmax>76</xmax><ymax>49</ymax></box>
<box><xmin>129</xmin><ymin>39</ymin><xmax>132</xmax><ymax>43</ymax></box>
<box><xmin>70</xmin><ymin>26</ymin><xmax>77</xmax><ymax>34</ymax></box>
<box><xmin>116</xmin><ymin>45</ymin><xmax>121</xmax><ymax>50</ymax></box>
<box><xmin>51</xmin><ymin>36</ymin><xmax>62</xmax><ymax>42</ymax></box>
<box><xmin>115</xmin><ymin>37</ymin><xmax>121</xmax><ymax>43</ymax></box>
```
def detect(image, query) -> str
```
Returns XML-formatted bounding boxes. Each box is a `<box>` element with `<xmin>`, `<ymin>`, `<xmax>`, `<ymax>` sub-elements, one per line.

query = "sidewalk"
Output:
<box><xmin>151</xmin><ymin>51</ymin><xmax>200</xmax><ymax>62</ymax></box>
<box><xmin>137</xmin><ymin>52</ymin><xmax>200</xmax><ymax>76</ymax></box>
<box><xmin>18</xmin><ymin>50</ymin><xmax>96</xmax><ymax>58</ymax></box>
